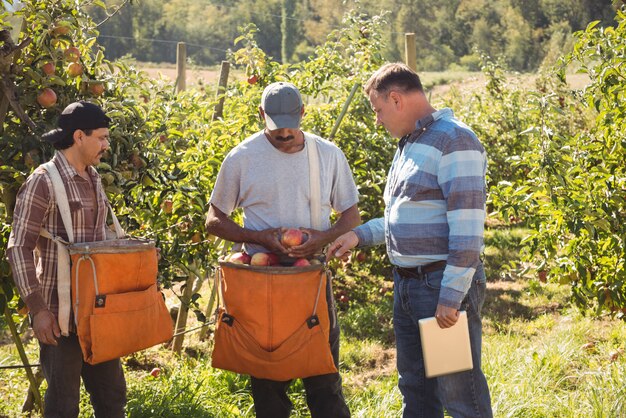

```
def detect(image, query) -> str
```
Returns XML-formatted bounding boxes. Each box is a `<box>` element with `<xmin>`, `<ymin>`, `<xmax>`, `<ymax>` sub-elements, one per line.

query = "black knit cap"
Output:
<box><xmin>42</xmin><ymin>101</ymin><xmax>111</xmax><ymax>145</ymax></box>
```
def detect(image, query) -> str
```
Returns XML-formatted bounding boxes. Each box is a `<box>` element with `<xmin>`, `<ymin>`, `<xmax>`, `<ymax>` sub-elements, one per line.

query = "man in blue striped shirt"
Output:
<box><xmin>328</xmin><ymin>63</ymin><xmax>492</xmax><ymax>417</ymax></box>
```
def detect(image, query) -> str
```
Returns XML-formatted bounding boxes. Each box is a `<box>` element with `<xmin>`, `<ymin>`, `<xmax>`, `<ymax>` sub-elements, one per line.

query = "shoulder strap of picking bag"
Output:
<box><xmin>39</xmin><ymin>160</ymin><xmax>125</xmax><ymax>335</ymax></box>
<box><xmin>307</xmin><ymin>136</ymin><xmax>322</xmax><ymax>230</ymax></box>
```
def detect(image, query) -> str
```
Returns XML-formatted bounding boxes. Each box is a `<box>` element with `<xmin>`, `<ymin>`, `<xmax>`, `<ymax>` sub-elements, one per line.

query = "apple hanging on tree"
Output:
<box><xmin>36</xmin><ymin>88</ymin><xmax>57</xmax><ymax>108</ymax></box>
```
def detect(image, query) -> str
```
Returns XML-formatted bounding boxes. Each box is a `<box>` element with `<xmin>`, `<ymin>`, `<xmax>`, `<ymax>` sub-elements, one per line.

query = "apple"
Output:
<box><xmin>281</xmin><ymin>228</ymin><xmax>305</xmax><ymax>247</ymax></box>
<box><xmin>159</xmin><ymin>134</ymin><xmax>169</xmax><ymax>143</ymax></box>
<box><xmin>37</xmin><ymin>88</ymin><xmax>57</xmax><ymax>108</ymax></box>
<box><xmin>538</xmin><ymin>270</ymin><xmax>547</xmax><ymax>283</ymax></box>
<box><xmin>293</xmin><ymin>258</ymin><xmax>310</xmax><ymax>267</ymax></box>
<box><xmin>41</xmin><ymin>62</ymin><xmax>55</xmax><ymax>76</ymax></box>
<box><xmin>67</xmin><ymin>62</ymin><xmax>83</xmax><ymax>77</ymax></box>
<box><xmin>338</xmin><ymin>291</ymin><xmax>349</xmax><ymax>303</ymax></box>
<box><xmin>228</xmin><ymin>252</ymin><xmax>251</xmax><ymax>264</ymax></box>
<box><xmin>161</xmin><ymin>199</ymin><xmax>173</xmax><ymax>214</ymax></box>
<box><xmin>89</xmin><ymin>82</ymin><xmax>105</xmax><ymax>96</ymax></box>
<box><xmin>355</xmin><ymin>251</ymin><xmax>367</xmax><ymax>263</ymax></box>
<box><xmin>268</xmin><ymin>253</ymin><xmax>280</xmax><ymax>265</ymax></box>
<box><xmin>149</xmin><ymin>367</ymin><xmax>161</xmax><ymax>378</ymax></box>
<box><xmin>64</xmin><ymin>46</ymin><xmax>81</xmax><ymax>62</ymax></box>
<box><xmin>50</xmin><ymin>21</ymin><xmax>71</xmax><ymax>37</ymax></box>
<box><xmin>250</xmin><ymin>252</ymin><xmax>271</xmax><ymax>266</ymax></box>
<box><xmin>247</xmin><ymin>74</ymin><xmax>258</xmax><ymax>84</ymax></box>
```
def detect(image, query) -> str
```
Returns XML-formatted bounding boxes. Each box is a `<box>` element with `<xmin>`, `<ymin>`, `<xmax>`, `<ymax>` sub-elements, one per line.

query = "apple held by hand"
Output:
<box><xmin>280</xmin><ymin>228</ymin><xmax>308</xmax><ymax>247</ymax></box>
<box><xmin>228</xmin><ymin>252</ymin><xmax>251</xmax><ymax>264</ymax></box>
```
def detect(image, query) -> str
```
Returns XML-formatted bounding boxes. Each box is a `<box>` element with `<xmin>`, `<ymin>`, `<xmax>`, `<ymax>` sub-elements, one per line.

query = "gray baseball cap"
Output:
<box><xmin>261</xmin><ymin>82</ymin><xmax>303</xmax><ymax>130</ymax></box>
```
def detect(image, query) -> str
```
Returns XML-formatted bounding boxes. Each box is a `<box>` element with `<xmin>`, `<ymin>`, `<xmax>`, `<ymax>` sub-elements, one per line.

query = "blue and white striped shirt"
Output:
<box><xmin>354</xmin><ymin>108</ymin><xmax>487</xmax><ymax>309</ymax></box>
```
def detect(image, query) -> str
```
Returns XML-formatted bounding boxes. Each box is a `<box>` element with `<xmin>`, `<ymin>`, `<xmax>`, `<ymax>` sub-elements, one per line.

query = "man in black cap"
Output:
<box><xmin>7</xmin><ymin>101</ymin><xmax>126</xmax><ymax>417</ymax></box>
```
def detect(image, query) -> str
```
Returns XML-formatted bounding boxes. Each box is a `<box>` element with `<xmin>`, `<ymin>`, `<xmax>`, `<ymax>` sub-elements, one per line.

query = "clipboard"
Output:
<box><xmin>418</xmin><ymin>311</ymin><xmax>473</xmax><ymax>378</ymax></box>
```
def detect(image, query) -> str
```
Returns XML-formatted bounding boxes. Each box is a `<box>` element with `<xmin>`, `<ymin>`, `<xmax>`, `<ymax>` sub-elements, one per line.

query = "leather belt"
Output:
<box><xmin>394</xmin><ymin>260</ymin><xmax>447</xmax><ymax>280</ymax></box>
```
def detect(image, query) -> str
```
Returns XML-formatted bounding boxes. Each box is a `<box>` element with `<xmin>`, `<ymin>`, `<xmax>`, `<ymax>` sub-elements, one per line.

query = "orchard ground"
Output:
<box><xmin>1</xmin><ymin>225</ymin><xmax>625</xmax><ymax>417</ymax></box>
<box><xmin>137</xmin><ymin>62</ymin><xmax>591</xmax><ymax>99</ymax></box>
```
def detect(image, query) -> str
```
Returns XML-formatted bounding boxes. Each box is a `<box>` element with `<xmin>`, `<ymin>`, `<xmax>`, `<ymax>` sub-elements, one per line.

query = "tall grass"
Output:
<box><xmin>1</xmin><ymin>225</ymin><xmax>625</xmax><ymax>417</ymax></box>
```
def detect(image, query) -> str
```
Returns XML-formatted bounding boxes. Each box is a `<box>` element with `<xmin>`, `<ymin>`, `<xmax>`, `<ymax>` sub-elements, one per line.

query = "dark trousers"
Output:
<box><xmin>39</xmin><ymin>334</ymin><xmax>126</xmax><ymax>418</ymax></box>
<box><xmin>250</xmin><ymin>281</ymin><xmax>350</xmax><ymax>418</ymax></box>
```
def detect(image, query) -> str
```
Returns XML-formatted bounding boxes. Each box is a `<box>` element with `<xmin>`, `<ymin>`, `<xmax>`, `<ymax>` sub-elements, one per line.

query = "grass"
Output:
<box><xmin>1</xmin><ymin>227</ymin><xmax>625</xmax><ymax>417</ymax></box>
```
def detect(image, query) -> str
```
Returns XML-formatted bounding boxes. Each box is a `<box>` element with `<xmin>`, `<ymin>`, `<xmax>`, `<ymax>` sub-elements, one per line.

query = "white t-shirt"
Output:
<box><xmin>209</xmin><ymin>130</ymin><xmax>359</xmax><ymax>255</ymax></box>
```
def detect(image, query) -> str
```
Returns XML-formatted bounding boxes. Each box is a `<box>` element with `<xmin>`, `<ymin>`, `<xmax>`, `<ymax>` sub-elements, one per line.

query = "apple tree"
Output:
<box><xmin>488</xmin><ymin>9</ymin><xmax>626</xmax><ymax>318</ymax></box>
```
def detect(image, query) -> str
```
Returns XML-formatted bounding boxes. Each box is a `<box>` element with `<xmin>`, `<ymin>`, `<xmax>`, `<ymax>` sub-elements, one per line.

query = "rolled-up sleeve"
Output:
<box><xmin>7</xmin><ymin>173</ymin><xmax>51</xmax><ymax>316</ymax></box>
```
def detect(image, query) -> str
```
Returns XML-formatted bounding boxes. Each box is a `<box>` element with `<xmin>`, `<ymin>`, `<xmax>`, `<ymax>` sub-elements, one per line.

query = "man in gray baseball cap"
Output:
<box><xmin>206</xmin><ymin>81</ymin><xmax>359</xmax><ymax>417</ymax></box>
<box><xmin>260</xmin><ymin>81</ymin><xmax>303</xmax><ymax>130</ymax></box>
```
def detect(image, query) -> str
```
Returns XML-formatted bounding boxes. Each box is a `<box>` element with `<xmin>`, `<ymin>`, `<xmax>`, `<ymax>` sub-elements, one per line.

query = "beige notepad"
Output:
<box><xmin>418</xmin><ymin>311</ymin><xmax>473</xmax><ymax>378</ymax></box>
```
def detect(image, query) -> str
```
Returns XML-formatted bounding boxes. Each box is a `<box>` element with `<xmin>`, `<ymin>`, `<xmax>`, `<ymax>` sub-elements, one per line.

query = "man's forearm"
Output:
<box><xmin>320</xmin><ymin>204</ymin><xmax>360</xmax><ymax>246</ymax></box>
<box><xmin>206</xmin><ymin>213</ymin><xmax>261</xmax><ymax>245</ymax></box>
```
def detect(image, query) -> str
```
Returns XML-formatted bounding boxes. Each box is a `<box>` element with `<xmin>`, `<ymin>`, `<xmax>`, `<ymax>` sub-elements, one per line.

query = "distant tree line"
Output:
<box><xmin>91</xmin><ymin>0</ymin><xmax>618</xmax><ymax>71</ymax></box>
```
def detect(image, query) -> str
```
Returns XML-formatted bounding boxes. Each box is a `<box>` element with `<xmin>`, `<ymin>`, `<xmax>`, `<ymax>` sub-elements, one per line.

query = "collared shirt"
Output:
<box><xmin>354</xmin><ymin>108</ymin><xmax>487</xmax><ymax>309</ymax></box>
<box><xmin>7</xmin><ymin>152</ymin><xmax>108</xmax><ymax>318</ymax></box>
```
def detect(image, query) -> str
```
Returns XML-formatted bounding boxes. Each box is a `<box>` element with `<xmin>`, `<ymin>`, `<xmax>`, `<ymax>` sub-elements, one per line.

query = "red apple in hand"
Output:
<box><xmin>229</xmin><ymin>252</ymin><xmax>251</xmax><ymax>264</ymax></box>
<box><xmin>293</xmin><ymin>258</ymin><xmax>310</xmax><ymax>267</ymax></box>
<box><xmin>281</xmin><ymin>228</ymin><xmax>306</xmax><ymax>247</ymax></box>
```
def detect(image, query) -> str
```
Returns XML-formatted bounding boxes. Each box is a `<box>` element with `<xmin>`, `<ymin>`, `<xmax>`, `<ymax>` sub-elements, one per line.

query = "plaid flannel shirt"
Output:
<box><xmin>7</xmin><ymin>151</ymin><xmax>108</xmax><ymax>320</ymax></box>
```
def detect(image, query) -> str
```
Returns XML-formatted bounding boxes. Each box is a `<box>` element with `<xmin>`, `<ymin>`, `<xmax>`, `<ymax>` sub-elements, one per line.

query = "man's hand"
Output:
<box><xmin>32</xmin><ymin>310</ymin><xmax>61</xmax><ymax>346</ymax></box>
<box><xmin>434</xmin><ymin>304</ymin><xmax>459</xmax><ymax>329</ymax></box>
<box><xmin>286</xmin><ymin>228</ymin><xmax>324</xmax><ymax>258</ymax></box>
<box><xmin>254</xmin><ymin>228</ymin><xmax>288</xmax><ymax>254</ymax></box>
<box><xmin>326</xmin><ymin>231</ymin><xmax>359</xmax><ymax>261</ymax></box>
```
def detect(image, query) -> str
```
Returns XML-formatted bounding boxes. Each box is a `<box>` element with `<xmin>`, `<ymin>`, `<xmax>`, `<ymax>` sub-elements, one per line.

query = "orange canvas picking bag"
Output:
<box><xmin>211</xmin><ymin>261</ymin><xmax>338</xmax><ymax>381</ymax></box>
<box><xmin>69</xmin><ymin>239</ymin><xmax>174</xmax><ymax>365</ymax></box>
<box><xmin>41</xmin><ymin>161</ymin><xmax>173</xmax><ymax>365</ymax></box>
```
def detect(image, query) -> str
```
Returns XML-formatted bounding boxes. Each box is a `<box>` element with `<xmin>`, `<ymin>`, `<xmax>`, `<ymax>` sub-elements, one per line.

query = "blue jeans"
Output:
<box><xmin>393</xmin><ymin>263</ymin><xmax>492</xmax><ymax>418</ymax></box>
<box><xmin>39</xmin><ymin>334</ymin><xmax>126</xmax><ymax>418</ymax></box>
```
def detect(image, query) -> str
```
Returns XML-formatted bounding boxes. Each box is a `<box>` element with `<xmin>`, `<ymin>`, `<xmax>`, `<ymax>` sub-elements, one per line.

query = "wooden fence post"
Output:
<box><xmin>176</xmin><ymin>42</ymin><xmax>186</xmax><ymax>93</ymax></box>
<box><xmin>405</xmin><ymin>33</ymin><xmax>417</xmax><ymax>72</ymax></box>
<box><xmin>3</xmin><ymin>305</ymin><xmax>43</xmax><ymax>413</ymax></box>
<box><xmin>198</xmin><ymin>269</ymin><xmax>218</xmax><ymax>341</ymax></box>
<box><xmin>172</xmin><ymin>268</ymin><xmax>195</xmax><ymax>354</ymax></box>
<box><xmin>212</xmin><ymin>60</ymin><xmax>230</xmax><ymax>121</ymax></box>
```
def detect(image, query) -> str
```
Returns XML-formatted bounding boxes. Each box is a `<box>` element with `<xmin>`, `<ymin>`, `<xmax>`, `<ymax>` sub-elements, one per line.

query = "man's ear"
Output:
<box><xmin>73</xmin><ymin>129</ymin><xmax>83</xmax><ymax>144</ymax></box>
<box><xmin>388</xmin><ymin>91</ymin><xmax>402</xmax><ymax>109</ymax></box>
<box><xmin>258</xmin><ymin>106</ymin><xmax>266</xmax><ymax>122</ymax></box>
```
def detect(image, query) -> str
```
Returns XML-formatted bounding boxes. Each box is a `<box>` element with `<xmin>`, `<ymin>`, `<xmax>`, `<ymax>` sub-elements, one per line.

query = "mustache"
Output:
<box><xmin>275</xmin><ymin>135</ymin><xmax>295</xmax><ymax>142</ymax></box>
